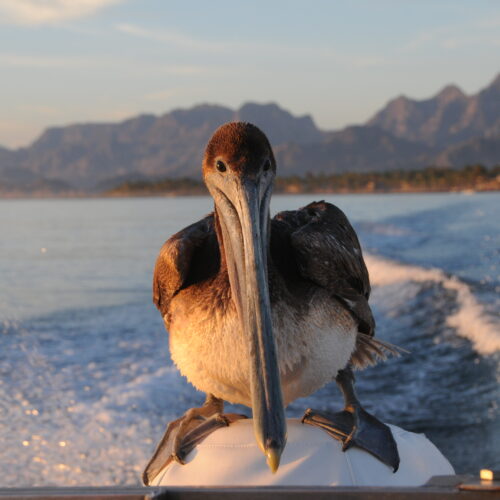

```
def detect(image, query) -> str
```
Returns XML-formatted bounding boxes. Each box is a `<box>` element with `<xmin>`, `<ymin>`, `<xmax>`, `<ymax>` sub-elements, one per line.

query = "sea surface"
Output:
<box><xmin>0</xmin><ymin>192</ymin><xmax>499</xmax><ymax>485</ymax></box>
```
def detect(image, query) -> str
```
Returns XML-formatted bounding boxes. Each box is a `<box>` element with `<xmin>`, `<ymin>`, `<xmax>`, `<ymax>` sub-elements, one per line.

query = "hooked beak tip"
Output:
<box><xmin>266</xmin><ymin>445</ymin><xmax>283</xmax><ymax>473</ymax></box>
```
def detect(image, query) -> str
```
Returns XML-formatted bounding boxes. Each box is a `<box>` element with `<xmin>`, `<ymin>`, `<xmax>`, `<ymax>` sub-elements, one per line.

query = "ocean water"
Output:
<box><xmin>0</xmin><ymin>192</ymin><xmax>498</xmax><ymax>485</ymax></box>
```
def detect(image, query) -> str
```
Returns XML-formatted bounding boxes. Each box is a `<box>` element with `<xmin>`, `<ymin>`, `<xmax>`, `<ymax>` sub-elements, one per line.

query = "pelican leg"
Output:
<box><xmin>142</xmin><ymin>394</ymin><xmax>247</xmax><ymax>485</ymax></box>
<box><xmin>302</xmin><ymin>367</ymin><xmax>399</xmax><ymax>472</ymax></box>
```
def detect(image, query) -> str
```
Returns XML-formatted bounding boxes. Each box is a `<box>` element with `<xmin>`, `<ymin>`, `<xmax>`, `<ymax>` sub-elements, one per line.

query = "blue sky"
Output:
<box><xmin>1</xmin><ymin>0</ymin><xmax>499</xmax><ymax>148</ymax></box>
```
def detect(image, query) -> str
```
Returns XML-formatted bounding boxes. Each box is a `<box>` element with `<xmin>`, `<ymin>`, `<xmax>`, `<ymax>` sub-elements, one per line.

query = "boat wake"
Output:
<box><xmin>365</xmin><ymin>254</ymin><xmax>500</xmax><ymax>356</ymax></box>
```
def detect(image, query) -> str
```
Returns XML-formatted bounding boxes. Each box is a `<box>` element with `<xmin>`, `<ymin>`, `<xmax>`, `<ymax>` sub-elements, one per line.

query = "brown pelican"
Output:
<box><xmin>143</xmin><ymin>122</ymin><xmax>400</xmax><ymax>485</ymax></box>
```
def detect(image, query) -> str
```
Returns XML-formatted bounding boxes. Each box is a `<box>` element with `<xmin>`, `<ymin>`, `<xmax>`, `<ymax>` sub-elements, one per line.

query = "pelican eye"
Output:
<box><xmin>263</xmin><ymin>159</ymin><xmax>271</xmax><ymax>171</ymax></box>
<box><xmin>216</xmin><ymin>160</ymin><xmax>227</xmax><ymax>172</ymax></box>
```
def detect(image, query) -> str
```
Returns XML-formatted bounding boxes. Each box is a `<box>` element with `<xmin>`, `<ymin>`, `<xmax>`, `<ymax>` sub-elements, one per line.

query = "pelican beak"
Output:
<box><xmin>214</xmin><ymin>175</ymin><xmax>287</xmax><ymax>473</ymax></box>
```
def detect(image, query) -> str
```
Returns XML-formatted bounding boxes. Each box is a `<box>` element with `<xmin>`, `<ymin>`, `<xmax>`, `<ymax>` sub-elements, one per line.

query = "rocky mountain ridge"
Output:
<box><xmin>1</xmin><ymin>73</ymin><xmax>498</xmax><ymax>193</ymax></box>
<box><xmin>368</xmin><ymin>74</ymin><xmax>500</xmax><ymax>147</ymax></box>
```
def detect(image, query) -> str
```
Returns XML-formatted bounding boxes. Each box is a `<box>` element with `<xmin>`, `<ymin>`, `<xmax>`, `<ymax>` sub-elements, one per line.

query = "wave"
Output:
<box><xmin>365</xmin><ymin>254</ymin><xmax>500</xmax><ymax>356</ymax></box>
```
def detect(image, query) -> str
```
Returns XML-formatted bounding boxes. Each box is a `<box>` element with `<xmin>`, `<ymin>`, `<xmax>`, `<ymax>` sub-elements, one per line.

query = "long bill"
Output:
<box><xmin>215</xmin><ymin>177</ymin><xmax>287</xmax><ymax>473</ymax></box>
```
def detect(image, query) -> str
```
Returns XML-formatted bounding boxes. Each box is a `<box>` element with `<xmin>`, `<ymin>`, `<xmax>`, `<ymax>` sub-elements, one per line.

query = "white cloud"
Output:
<box><xmin>0</xmin><ymin>52</ymin><xmax>133</xmax><ymax>69</ymax></box>
<box><xmin>401</xmin><ymin>15</ymin><xmax>500</xmax><ymax>53</ymax></box>
<box><xmin>116</xmin><ymin>22</ymin><xmax>319</xmax><ymax>57</ymax></box>
<box><xmin>116</xmin><ymin>23</ymin><xmax>231</xmax><ymax>53</ymax></box>
<box><xmin>115</xmin><ymin>22</ymin><xmax>369</xmax><ymax>69</ymax></box>
<box><xmin>0</xmin><ymin>52</ymin><xmax>222</xmax><ymax>78</ymax></box>
<box><xmin>0</xmin><ymin>0</ymin><xmax>124</xmax><ymax>25</ymax></box>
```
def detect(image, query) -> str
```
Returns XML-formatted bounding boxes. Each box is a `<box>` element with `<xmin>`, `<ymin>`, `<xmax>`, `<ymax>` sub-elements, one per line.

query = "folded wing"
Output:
<box><xmin>271</xmin><ymin>201</ymin><xmax>400</xmax><ymax>368</ymax></box>
<box><xmin>153</xmin><ymin>214</ymin><xmax>218</xmax><ymax>321</ymax></box>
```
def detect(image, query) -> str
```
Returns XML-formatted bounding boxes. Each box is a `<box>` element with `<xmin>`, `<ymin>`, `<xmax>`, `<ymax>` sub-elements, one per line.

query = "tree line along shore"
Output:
<box><xmin>106</xmin><ymin>164</ymin><xmax>500</xmax><ymax>197</ymax></box>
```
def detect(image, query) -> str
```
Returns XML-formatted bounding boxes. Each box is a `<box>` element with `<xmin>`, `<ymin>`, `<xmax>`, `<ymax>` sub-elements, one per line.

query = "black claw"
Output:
<box><xmin>341</xmin><ymin>437</ymin><xmax>354</xmax><ymax>452</ymax></box>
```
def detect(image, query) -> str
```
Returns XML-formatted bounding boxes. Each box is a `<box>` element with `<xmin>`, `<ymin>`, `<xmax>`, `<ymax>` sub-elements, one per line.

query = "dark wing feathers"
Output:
<box><xmin>273</xmin><ymin>200</ymin><xmax>375</xmax><ymax>336</ymax></box>
<box><xmin>272</xmin><ymin>201</ymin><xmax>404</xmax><ymax>368</ymax></box>
<box><xmin>153</xmin><ymin>213</ymin><xmax>216</xmax><ymax>316</ymax></box>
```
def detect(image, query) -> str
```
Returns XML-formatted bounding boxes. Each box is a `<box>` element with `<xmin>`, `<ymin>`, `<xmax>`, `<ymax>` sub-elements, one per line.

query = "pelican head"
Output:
<box><xmin>202</xmin><ymin>122</ymin><xmax>286</xmax><ymax>472</ymax></box>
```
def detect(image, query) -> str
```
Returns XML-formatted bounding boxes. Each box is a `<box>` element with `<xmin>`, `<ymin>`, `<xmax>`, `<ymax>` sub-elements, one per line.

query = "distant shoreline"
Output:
<box><xmin>1</xmin><ymin>186</ymin><xmax>498</xmax><ymax>200</ymax></box>
<box><xmin>1</xmin><ymin>165</ymin><xmax>499</xmax><ymax>199</ymax></box>
<box><xmin>104</xmin><ymin>186</ymin><xmax>499</xmax><ymax>198</ymax></box>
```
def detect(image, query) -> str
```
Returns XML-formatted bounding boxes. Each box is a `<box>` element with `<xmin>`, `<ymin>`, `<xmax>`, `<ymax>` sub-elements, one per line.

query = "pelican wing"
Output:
<box><xmin>272</xmin><ymin>201</ymin><xmax>374</xmax><ymax>336</ymax></box>
<box><xmin>272</xmin><ymin>201</ymin><xmax>404</xmax><ymax>368</ymax></box>
<box><xmin>153</xmin><ymin>214</ymin><xmax>218</xmax><ymax>317</ymax></box>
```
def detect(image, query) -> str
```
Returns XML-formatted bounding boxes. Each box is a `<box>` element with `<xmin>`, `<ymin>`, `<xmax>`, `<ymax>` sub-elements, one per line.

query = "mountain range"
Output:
<box><xmin>1</xmin><ymin>73</ymin><xmax>499</xmax><ymax>194</ymax></box>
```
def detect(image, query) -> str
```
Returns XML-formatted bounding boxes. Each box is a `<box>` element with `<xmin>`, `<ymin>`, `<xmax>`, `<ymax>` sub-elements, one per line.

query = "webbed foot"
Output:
<box><xmin>302</xmin><ymin>406</ymin><xmax>399</xmax><ymax>471</ymax></box>
<box><xmin>302</xmin><ymin>367</ymin><xmax>399</xmax><ymax>472</ymax></box>
<box><xmin>143</xmin><ymin>394</ymin><xmax>247</xmax><ymax>485</ymax></box>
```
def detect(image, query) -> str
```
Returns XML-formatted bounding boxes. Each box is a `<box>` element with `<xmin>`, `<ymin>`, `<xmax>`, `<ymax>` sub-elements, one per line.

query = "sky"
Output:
<box><xmin>1</xmin><ymin>0</ymin><xmax>499</xmax><ymax>149</ymax></box>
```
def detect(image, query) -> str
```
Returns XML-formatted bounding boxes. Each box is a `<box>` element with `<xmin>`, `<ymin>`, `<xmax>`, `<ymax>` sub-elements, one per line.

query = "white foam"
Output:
<box><xmin>365</xmin><ymin>254</ymin><xmax>500</xmax><ymax>355</ymax></box>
